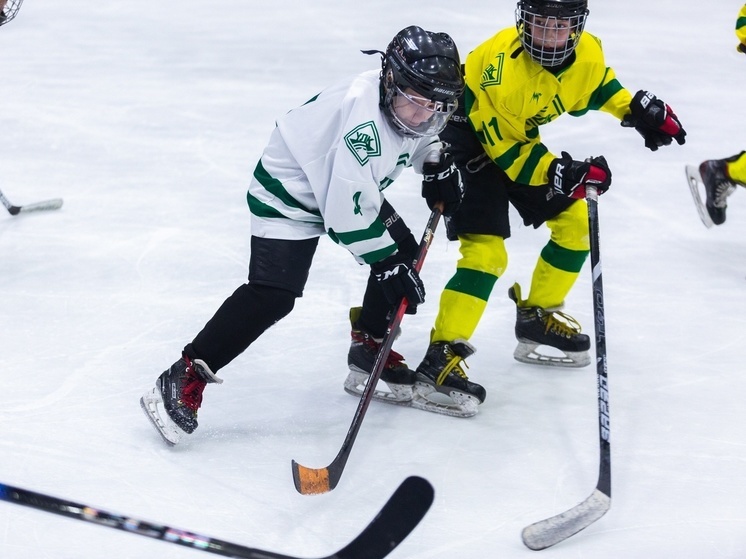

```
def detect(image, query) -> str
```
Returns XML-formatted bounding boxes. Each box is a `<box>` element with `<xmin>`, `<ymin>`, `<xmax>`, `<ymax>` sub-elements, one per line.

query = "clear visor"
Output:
<box><xmin>390</xmin><ymin>86</ymin><xmax>458</xmax><ymax>138</ymax></box>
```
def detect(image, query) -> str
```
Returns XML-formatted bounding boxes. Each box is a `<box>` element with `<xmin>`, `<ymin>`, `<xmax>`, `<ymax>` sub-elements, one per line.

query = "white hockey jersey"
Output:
<box><xmin>247</xmin><ymin>69</ymin><xmax>442</xmax><ymax>265</ymax></box>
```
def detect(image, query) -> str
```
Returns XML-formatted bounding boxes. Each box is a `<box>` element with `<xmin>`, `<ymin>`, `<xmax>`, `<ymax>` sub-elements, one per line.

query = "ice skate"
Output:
<box><xmin>700</xmin><ymin>158</ymin><xmax>740</xmax><ymax>226</ymax></box>
<box><xmin>413</xmin><ymin>337</ymin><xmax>485</xmax><ymax>418</ymax></box>
<box><xmin>140</xmin><ymin>355</ymin><xmax>223</xmax><ymax>445</ymax></box>
<box><xmin>509</xmin><ymin>283</ymin><xmax>590</xmax><ymax>368</ymax></box>
<box><xmin>344</xmin><ymin>307</ymin><xmax>417</xmax><ymax>405</ymax></box>
<box><xmin>686</xmin><ymin>156</ymin><xmax>744</xmax><ymax>227</ymax></box>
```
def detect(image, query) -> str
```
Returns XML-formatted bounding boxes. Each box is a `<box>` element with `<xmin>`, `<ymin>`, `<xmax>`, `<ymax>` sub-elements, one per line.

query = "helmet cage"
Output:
<box><xmin>0</xmin><ymin>0</ymin><xmax>24</xmax><ymax>27</ymax></box>
<box><xmin>516</xmin><ymin>1</ymin><xmax>589</xmax><ymax>67</ymax></box>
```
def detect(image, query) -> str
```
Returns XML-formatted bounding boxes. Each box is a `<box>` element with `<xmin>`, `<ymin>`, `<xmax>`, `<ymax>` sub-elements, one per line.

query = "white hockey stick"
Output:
<box><xmin>521</xmin><ymin>185</ymin><xmax>611</xmax><ymax>550</ymax></box>
<box><xmin>0</xmin><ymin>189</ymin><xmax>63</xmax><ymax>216</ymax></box>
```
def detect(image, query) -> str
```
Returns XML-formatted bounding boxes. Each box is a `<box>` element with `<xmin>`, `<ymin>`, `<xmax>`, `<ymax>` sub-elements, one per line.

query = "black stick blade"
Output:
<box><xmin>333</xmin><ymin>476</ymin><xmax>434</xmax><ymax>559</ymax></box>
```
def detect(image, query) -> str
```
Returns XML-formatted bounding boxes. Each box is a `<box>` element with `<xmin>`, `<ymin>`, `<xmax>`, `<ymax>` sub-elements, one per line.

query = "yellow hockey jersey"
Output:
<box><xmin>463</xmin><ymin>27</ymin><xmax>633</xmax><ymax>186</ymax></box>
<box><xmin>737</xmin><ymin>4</ymin><xmax>746</xmax><ymax>50</ymax></box>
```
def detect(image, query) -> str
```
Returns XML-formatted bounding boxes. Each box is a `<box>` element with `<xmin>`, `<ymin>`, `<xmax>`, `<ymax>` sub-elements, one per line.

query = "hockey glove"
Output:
<box><xmin>371</xmin><ymin>253</ymin><xmax>425</xmax><ymax>314</ymax></box>
<box><xmin>621</xmin><ymin>90</ymin><xmax>686</xmax><ymax>151</ymax></box>
<box><xmin>739</xmin><ymin>43</ymin><xmax>746</xmax><ymax>55</ymax></box>
<box><xmin>422</xmin><ymin>151</ymin><xmax>464</xmax><ymax>217</ymax></box>
<box><xmin>549</xmin><ymin>152</ymin><xmax>612</xmax><ymax>199</ymax></box>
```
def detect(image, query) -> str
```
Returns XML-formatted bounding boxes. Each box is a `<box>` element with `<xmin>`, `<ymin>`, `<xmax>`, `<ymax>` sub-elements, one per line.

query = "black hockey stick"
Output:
<box><xmin>0</xmin><ymin>188</ymin><xmax>63</xmax><ymax>216</ymax></box>
<box><xmin>521</xmin><ymin>185</ymin><xmax>611</xmax><ymax>550</ymax></box>
<box><xmin>292</xmin><ymin>208</ymin><xmax>442</xmax><ymax>495</ymax></box>
<box><xmin>0</xmin><ymin>475</ymin><xmax>434</xmax><ymax>558</ymax></box>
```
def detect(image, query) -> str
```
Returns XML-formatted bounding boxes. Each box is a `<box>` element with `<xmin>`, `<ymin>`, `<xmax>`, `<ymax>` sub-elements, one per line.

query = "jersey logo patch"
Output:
<box><xmin>345</xmin><ymin>121</ymin><xmax>382</xmax><ymax>166</ymax></box>
<box><xmin>353</xmin><ymin>191</ymin><xmax>362</xmax><ymax>215</ymax></box>
<box><xmin>480</xmin><ymin>53</ymin><xmax>504</xmax><ymax>89</ymax></box>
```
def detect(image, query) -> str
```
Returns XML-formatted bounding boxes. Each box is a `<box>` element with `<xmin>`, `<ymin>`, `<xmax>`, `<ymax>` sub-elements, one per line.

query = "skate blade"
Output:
<box><xmin>685</xmin><ymin>165</ymin><xmax>715</xmax><ymax>228</ymax></box>
<box><xmin>140</xmin><ymin>387</ymin><xmax>184</xmax><ymax>446</ymax></box>
<box><xmin>514</xmin><ymin>341</ymin><xmax>590</xmax><ymax>368</ymax></box>
<box><xmin>410</xmin><ymin>382</ymin><xmax>480</xmax><ymax>418</ymax></box>
<box><xmin>344</xmin><ymin>369</ymin><xmax>414</xmax><ymax>405</ymax></box>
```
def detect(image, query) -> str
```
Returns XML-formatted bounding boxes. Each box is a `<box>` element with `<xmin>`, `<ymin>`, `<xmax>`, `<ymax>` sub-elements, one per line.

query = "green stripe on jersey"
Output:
<box><xmin>247</xmin><ymin>191</ymin><xmax>287</xmax><ymax>219</ymax></box>
<box><xmin>572</xmin><ymin>75</ymin><xmax>625</xmax><ymax>114</ymax></box>
<box><xmin>253</xmin><ymin>160</ymin><xmax>321</xmax><ymax>217</ymax></box>
<box><xmin>516</xmin><ymin>143</ymin><xmax>549</xmax><ymax>184</ymax></box>
<box><xmin>330</xmin><ymin>218</ymin><xmax>387</xmax><ymax>246</ymax></box>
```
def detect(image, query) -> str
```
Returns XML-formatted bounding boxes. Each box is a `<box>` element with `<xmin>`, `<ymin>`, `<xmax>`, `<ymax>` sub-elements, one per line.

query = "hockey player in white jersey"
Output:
<box><xmin>140</xmin><ymin>26</ymin><xmax>465</xmax><ymax>445</ymax></box>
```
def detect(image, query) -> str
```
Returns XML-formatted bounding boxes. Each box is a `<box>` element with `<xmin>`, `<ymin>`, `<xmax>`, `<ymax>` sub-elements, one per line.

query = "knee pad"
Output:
<box><xmin>457</xmin><ymin>234</ymin><xmax>508</xmax><ymax>277</ymax></box>
<box><xmin>546</xmin><ymin>200</ymin><xmax>590</xmax><ymax>252</ymax></box>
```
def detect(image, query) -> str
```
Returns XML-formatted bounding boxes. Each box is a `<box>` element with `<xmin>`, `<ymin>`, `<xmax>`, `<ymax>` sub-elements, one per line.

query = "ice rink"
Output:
<box><xmin>2</xmin><ymin>1</ymin><xmax>745</xmax><ymax>557</ymax></box>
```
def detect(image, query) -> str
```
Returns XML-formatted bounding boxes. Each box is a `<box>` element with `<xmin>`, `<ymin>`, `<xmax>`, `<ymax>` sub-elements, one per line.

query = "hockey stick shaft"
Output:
<box><xmin>588</xmin><ymin>188</ymin><xmax>611</xmax><ymax>499</ymax></box>
<box><xmin>0</xmin><ymin>476</ymin><xmax>434</xmax><ymax>559</ymax></box>
<box><xmin>521</xmin><ymin>186</ymin><xmax>611</xmax><ymax>550</ymax></box>
<box><xmin>292</xmin><ymin>208</ymin><xmax>442</xmax><ymax>495</ymax></box>
<box><xmin>0</xmin><ymin>188</ymin><xmax>63</xmax><ymax>216</ymax></box>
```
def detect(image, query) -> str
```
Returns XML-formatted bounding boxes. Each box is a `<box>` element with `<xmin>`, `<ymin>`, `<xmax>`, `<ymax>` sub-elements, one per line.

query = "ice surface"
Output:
<box><xmin>2</xmin><ymin>1</ymin><xmax>745</xmax><ymax>557</ymax></box>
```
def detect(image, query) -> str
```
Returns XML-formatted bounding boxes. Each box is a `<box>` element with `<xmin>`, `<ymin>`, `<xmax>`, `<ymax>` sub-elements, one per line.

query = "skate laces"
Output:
<box><xmin>713</xmin><ymin>181</ymin><xmax>737</xmax><ymax>207</ymax></box>
<box><xmin>703</xmin><ymin>161</ymin><xmax>737</xmax><ymax>207</ymax></box>
<box><xmin>435</xmin><ymin>348</ymin><xmax>470</xmax><ymax>385</ymax></box>
<box><xmin>179</xmin><ymin>359</ymin><xmax>207</xmax><ymax>412</ymax></box>
<box><xmin>541</xmin><ymin>310</ymin><xmax>582</xmax><ymax>339</ymax></box>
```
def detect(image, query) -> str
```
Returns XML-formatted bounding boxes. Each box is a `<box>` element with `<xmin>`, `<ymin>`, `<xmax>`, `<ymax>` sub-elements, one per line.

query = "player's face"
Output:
<box><xmin>0</xmin><ymin>0</ymin><xmax>8</xmax><ymax>12</ymax></box>
<box><xmin>527</xmin><ymin>15</ymin><xmax>573</xmax><ymax>48</ymax></box>
<box><xmin>392</xmin><ymin>87</ymin><xmax>445</xmax><ymax>127</ymax></box>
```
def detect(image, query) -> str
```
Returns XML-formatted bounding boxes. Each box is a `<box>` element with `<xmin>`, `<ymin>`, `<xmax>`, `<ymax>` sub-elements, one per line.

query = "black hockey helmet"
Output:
<box><xmin>516</xmin><ymin>0</ymin><xmax>589</xmax><ymax>67</ymax></box>
<box><xmin>379</xmin><ymin>26</ymin><xmax>464</xmax><ymax>137</ymax></box>
<box><xmin>0</xmin><ymin>0</ymin><xmax>24</xmax><ymax>27</ymax></box>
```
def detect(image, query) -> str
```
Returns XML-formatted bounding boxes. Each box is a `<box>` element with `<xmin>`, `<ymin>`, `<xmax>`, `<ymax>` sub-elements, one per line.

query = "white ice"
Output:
<box><xmin>2</xmin><ymin>0</ymin><xmax>745</xmax><ymax>557</ymax></box>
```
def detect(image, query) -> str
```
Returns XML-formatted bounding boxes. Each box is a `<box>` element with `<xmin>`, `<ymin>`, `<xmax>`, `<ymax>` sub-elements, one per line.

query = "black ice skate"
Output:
<box><xmin>509</xmin><ymin>283</ymin><xmax>590</xmax><ymax>368</ymax></box>
<box><xmin>413</xmin><ymin>337</ymin><xmax>485</xmax><ymax>418</ymax></box>
<box><xmin>140</xmin><ymin>355</ymin><xmax>223</xmax><ymax>445</ymax></box>
<box><xmin>344</xmin><ymin>307</ymin><xmax>417</xmax><ymax>405</ymax></box>
<box><xmin>686</xmin><ymin>154</ymin><xmax>745</xmax><ymax>228</ymax></box>
<box><xmin>700</xmin><ymin>158</ymin><xmax>740</xmax><ymax>225</ymax></box>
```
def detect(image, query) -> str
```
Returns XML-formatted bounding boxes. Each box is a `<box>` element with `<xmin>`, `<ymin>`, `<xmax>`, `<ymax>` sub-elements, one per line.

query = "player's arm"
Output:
<box><xmin>737</xmin><ymin>4</ymin><xmax>746</xmax><ymax>54</ymax></box>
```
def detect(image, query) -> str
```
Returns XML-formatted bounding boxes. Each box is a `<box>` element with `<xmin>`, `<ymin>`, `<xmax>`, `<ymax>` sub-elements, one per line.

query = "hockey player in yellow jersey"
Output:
<box><xmin>686</xmin><ymin>5</ymin><xmax>746</xmax><ymax>226</ymax></box>
<box><xmin>411</xmin><ymin>0</ymin><xmax>686</xmax><ymax>416</ymax></box>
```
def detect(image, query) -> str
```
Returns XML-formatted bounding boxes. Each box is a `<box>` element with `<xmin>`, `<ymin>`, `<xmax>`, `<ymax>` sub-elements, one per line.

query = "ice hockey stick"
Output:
<box><xmin>0</xmin><ymin>475</ymin><xmax>434</xmax><ymax>558</ymax></box>
<box><xmin>292</xmin><ymin>208</ymin><xmax>442</xmax><ymax>495</ymax></box>
<box><xmin>0</xmin><ymin>188</ymin><xmax>63</xmax><ymax>215</ymax></box>
<box><xmin>521</xmin><ymin>185</ymin><xmax>611</xmax><ymax>550</ymax></box>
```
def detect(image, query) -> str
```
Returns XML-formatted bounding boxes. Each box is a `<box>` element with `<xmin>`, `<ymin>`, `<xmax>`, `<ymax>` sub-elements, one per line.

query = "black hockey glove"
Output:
<box><xmin>549</xmin><ymin>152</ymin><xmax>612</xmax><ymax>199</ymax></box>
<box><xmin>621</xmin><ymin>90</ymin><xmax>686</xmax><ymax>151</ymax></box>
<box><xmin>371</xmin><ymin>253</ymin><xmax>425</xmax><ymax>314</ymax></box>
<box><xmin>422</xmin><ymin>151</ymin><xmax>464</xmax><ymax>217</ymax></box>
<box><xmin>739</xmin><ymin>43</ymin><xmax>746</xmax><ymax>55</ymax></box>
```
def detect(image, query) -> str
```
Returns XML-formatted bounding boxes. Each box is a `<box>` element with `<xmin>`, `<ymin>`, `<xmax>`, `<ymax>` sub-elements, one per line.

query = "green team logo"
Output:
<box><xmin>480</xmin><ymin>53</ymin><xmax>504</xmax><ymax>89</ymax></box>
<box><xmin>345</xmin><ymin>121</ymin><xmax>381</xmax><ymax>166</ymax></box>
<box><xmin>352</xmin><ymin>191</ymin><xmax>362</xmax><ymax>215</ymax></box>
